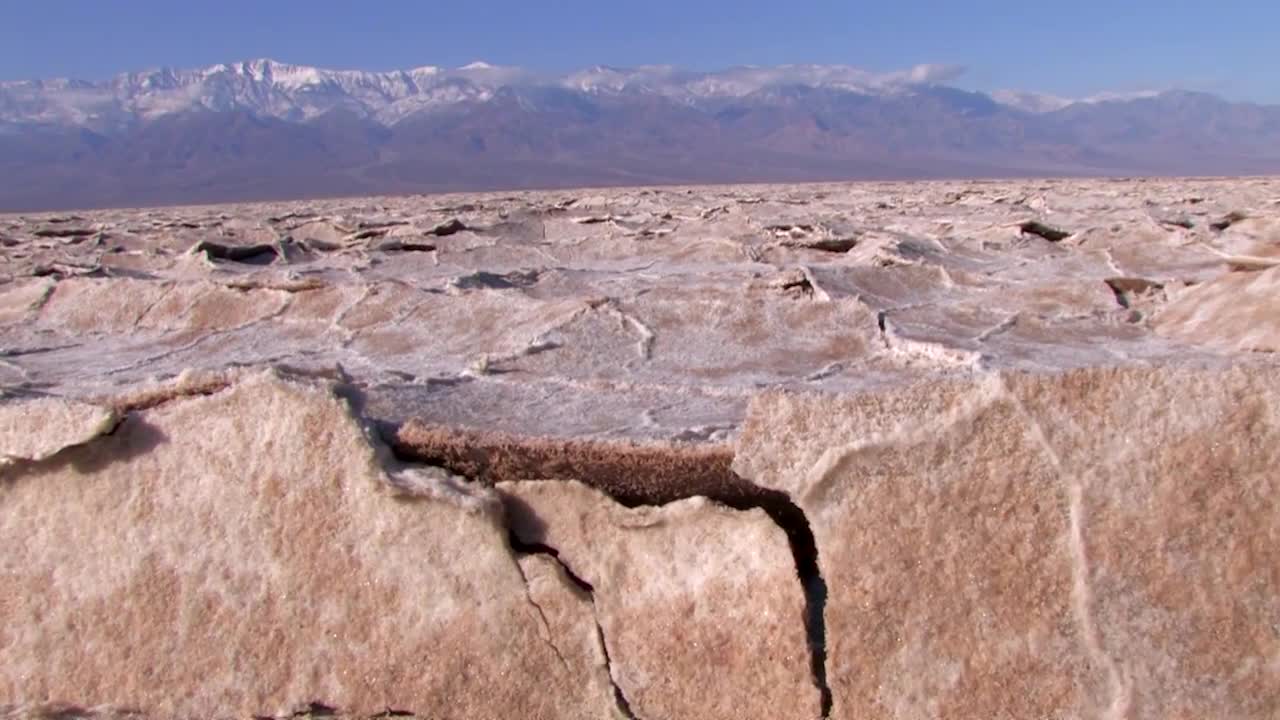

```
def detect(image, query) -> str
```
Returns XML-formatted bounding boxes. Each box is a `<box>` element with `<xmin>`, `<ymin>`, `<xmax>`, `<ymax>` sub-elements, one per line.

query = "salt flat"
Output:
<box><xmin>3</xmin><ymin>177</ymin><xmax>1277</xmax><ymax>444</ymax></box>
<box><xmin>3</xmin><ymin>178</ymin><xmax>1280</xmax><ymax>719</ymax></box>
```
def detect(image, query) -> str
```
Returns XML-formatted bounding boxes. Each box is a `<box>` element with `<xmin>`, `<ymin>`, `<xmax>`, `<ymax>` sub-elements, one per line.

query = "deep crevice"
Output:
<box><xmin>1210</xmin><ymin>211</ymin><xmax>1247</xmax><ymax>231</ymax></box>
<box><xmin>876</xmin><ymin>309</ymin><xmax>893</xmax><ymax>352</ymax></box>
<box><xmin>33</xmin><ymin>227</ymin><xmax>96</xmax><ymax>239</ymax></box>
<box><xmin>710</xmin><ymin>488</ymin><xmax>833</xmax><ymax>719</ymax></box>
<box><xmin>596</xmin><ymin>620</ymin><xmax>641</xmax><ymax>720</ymax></box>
<box><xmin>189</xmin><ymin>239</ymin><xmax>281</xmax><ymax>264</ymax></box>
<box><xmin>1018</xmin><ymin>220</ymin><xmax>1071</xmax><ymax>243</ymax></box>
<box><xmin>1104</xmin><ymin>277</ymin><xmax>1164</xmax><ymax>312</ymax></box>
<box><xmin>510</xmin><ymin>535</ymin><xmax>594</xmax><ymax>594</ymax></box>
<box><xmin>509</xmin><ymin>533</ymin><xmax>639</xmax><ymax>720</ymax></box>
<box><xmin>249</xmin><ymin>707</ymin><xmax>416</xmax><ymax>720</ymax></box>
<box><xmin>388</xmin><ymin>424</ymin><xmax>833</xmax><ymax>717</ymax></box>
<box><xmin>510</xmin><ymin>541</ymin><xmax>575</xmax><ymax>672</ymax></box>
<box><xmin>778</xmin><ymin>275</ymin><xmax>816</xmax><ymax>298</ymax></box>
<box><xmin>427</xmin><ymin>218</ymin><xmax>467</xmax><ymax>236</ymax></box>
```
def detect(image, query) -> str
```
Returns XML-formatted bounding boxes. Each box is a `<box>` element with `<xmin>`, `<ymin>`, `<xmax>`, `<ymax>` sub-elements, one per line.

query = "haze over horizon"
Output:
<box><xmin>2</xmin><ymin>0</ymin><xmax>1278</xmax><ymax>103</ymax></box>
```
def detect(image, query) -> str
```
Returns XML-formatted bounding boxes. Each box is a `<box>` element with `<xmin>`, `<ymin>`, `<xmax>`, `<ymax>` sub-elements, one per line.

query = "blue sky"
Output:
<box><xmin>1</xmin><ymin>0</ymin><xmax>1276</xmax><ymax>102</ymax></box>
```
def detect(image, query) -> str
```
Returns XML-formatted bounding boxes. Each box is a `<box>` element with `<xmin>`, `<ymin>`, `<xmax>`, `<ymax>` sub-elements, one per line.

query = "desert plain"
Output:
<box><xmin>2</xmin><ymin>177</ymin><xmax>1280</xmax><ymax>719</ymax></box>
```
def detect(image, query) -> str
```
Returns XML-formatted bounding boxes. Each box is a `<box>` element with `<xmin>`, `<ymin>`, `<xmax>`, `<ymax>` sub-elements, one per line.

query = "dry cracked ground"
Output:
<box><xmin>2</xmin><ymin>178</ymin><xmax>1280</xmax><ymax>719</ymax></box>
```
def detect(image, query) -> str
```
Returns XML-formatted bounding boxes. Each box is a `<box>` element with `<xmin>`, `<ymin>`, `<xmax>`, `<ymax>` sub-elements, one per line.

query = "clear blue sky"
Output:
<box><xmin>1</xmin><ymin>0</ymin><xmax>1276</xmax><ymax>102</ymax></box>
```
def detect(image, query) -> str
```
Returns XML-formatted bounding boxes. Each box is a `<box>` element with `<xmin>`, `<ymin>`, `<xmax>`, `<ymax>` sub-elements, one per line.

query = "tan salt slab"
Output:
<box><xmin>515</xmin><ymin>553</ymin><xmax>620</xmax><ymax>706</ymax></box>
<box><xmin>33</xmin><ymin>278</ymin><xmax>174</xmax><ymax>333</ymax></box>
<box><xmin>735</xmin><ymin>374</ymin><xmax>1095</xmax><ymax>718</ymax></box>
<box><xmin>0</xmin><ymin>371</ymin><xmax>619</xmax><ymax>719</ymax></box>
<box><xmin>505</xmin><ymin>285</ymin><xmax>882</xmax><ymax>387</ymax></box>
<box><xmin>500</xmin><ymin>480</ymin><xmax>822</xmax><ymax>720</ymax></box>
<box><xmin>361</xmin><ymin>291</ymin><xmax>589</xmax><ymax>364</ymax></box>
<box><xmin>0</xmin><ymin>396</ymin><xmax>116</xmax><ymax>463</ymax></box>
<box><xmin>734</xmin><ymin>366</ymin><xmax>1280</xmax><ymax>719</ymax></box>
<box><xmin>1204</xmin><ymin>215</ymin><xmax>1280</xmax><ymax>258</ymax></box>
<box><xmin>35</xmin><ymin>278</ymin><xmax>292</xmax><ymax>335</ymax></box>
<box><xmin>1155</xmin><ymin>265</ymin><xmax>1280</xmax><ymax>352</ymax></box>
<box><xmin>0</xmin><ymin>278</ymin><xmax>54</xmax><ymax>326</ymax></box>
<box><xmin>1005</xmin><ymin>366</ymin><xmax>1280</xmax><ymax>719</ymax></box>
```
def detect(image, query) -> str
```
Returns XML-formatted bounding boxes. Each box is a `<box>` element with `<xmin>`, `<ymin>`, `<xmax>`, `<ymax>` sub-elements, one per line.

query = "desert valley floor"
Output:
<box><xmin>2</xmin><ymin>178</ymin><xmax>1280</xmax><ymax>719</ymax></box>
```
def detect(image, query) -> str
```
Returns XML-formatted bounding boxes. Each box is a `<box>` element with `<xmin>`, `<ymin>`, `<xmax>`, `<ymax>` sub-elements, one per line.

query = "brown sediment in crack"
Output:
<box><xmin>389</xmin><ymin>420</ymin><xmax>752</xmax><ymax>506</ymax></box>
<box><xmin>389</xmin><ymin>419</ymin><xmax>833</xmax><ymax>717</ymax></box>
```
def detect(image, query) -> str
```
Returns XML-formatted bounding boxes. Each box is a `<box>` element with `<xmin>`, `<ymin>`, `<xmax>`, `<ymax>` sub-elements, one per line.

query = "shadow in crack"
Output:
<box><xmin>505</xmin><ymin>524</ymin><xmax>638</xmax><ymax>720</ymax></box>
<box><xmin>742</xmin><ymin>489</ymin><xmax>833</xmax><ymax>719</ymax></box>
<box><xmin>386</xmin><ymin>423</ymin><xmax>834</xmax><ymax>717</ymax></box>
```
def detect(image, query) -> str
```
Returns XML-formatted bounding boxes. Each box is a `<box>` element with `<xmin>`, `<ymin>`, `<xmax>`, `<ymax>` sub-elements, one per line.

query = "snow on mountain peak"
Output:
<box><xmin>991</xmin><ymin>88</ymin><xmax>1166</xmax><ymax>113</ymax></box>
<box><xmin>0</xmin><ymin>57</ymin><xmax>1182</xmax><ymax>127</ymax></box>
<box><xmin>990</xmin><ymin>90</ymin><xmax>1074</xmax><ymax>113</ymax></box>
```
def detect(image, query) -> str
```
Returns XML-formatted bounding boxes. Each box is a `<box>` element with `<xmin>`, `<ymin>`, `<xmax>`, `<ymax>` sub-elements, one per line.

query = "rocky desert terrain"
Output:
<box><xmin>2</xmin><ymin>177</ymin><xmax>1280</xmax><ymax>719</ymax></box>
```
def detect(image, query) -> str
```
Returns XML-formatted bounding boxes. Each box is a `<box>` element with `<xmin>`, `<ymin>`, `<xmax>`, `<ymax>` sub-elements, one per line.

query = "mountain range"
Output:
<box><xmin>3</xmin><ymin>59</ymin><xmax>1279</xmax><ymax>211</ymax></box>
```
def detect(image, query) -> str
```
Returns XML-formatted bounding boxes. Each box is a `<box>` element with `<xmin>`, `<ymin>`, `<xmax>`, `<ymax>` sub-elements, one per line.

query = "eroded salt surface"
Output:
<box><xmin>3</xmin><ymin>178</ymin><xmax>1277</xmax><ymax>444</ymax></box>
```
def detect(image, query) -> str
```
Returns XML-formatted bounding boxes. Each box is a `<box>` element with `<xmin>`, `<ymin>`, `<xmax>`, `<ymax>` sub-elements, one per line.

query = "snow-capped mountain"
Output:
<box><xmin>2</xmin><ymin>59</ymin><xmax>1279</xmax><ymax>211</ymax></box>
<box><xmin>0</xmin><ymin>58</ymin><xmax>1112</xmax><ymax>127</ymax></box>
<box><xmin>0</xmin><ymin>59</ymin><xmax>526</xmax><ymax>126</ymax></box>
<box><xmin>991</xmin><ymin>89</ymin><xmax>1166</xmax><ymax>114</ymax></box>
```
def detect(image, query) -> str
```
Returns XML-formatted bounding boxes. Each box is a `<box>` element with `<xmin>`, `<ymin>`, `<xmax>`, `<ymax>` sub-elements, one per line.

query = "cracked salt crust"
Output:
<box><xmin>3</xmin><ymin>178</ymin><xmax>1280</xmax><ymax>719</ymax></box>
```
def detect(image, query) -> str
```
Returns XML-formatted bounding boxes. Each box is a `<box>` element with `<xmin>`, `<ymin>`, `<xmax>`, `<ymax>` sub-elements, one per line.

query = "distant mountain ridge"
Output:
<box><xmin>0</xmin><ymin>58</ymin><xmax>1049</xmax><ymax>127</ymax></box>
<box><xmin>2</xmin><ymin>59</ymin><xmax>1279</xmax><ymax>211</ymax></box>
